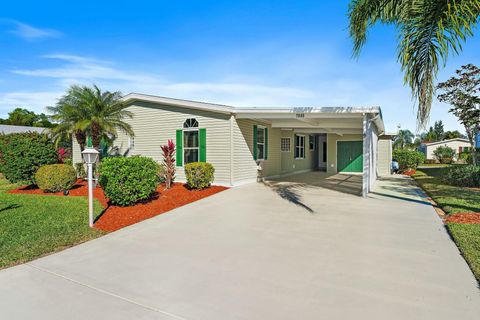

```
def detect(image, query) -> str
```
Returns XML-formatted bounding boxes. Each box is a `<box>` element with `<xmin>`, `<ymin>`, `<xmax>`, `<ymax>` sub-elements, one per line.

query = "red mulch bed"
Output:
<box><xmin>402</xmin><ymin>169</ymin><xmax>416</xmax><ymax>176</ymax></box>
<box><xmin>10</xmin><ymin>180</ymin><xmax>228</xmax><ymax>232</ymax></box>
<box><xmin>445</xmin><ymin>213</ymin><xmax>480</xmax><ymax>224</ymax></box>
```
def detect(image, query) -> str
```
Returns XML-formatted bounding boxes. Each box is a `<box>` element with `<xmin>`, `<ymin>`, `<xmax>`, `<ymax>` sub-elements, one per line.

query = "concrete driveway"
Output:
<box><xmin>0</xmin><ymin>175</ymin><xmax>479</xmax><ymax>319</ymax></box>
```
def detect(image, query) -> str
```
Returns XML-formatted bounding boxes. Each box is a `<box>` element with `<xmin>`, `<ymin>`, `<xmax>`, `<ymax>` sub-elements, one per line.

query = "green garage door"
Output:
<box><xmin>337</xmin><ymin>141</ymin><xmax>363</xmax><ymax>173</ymax></box>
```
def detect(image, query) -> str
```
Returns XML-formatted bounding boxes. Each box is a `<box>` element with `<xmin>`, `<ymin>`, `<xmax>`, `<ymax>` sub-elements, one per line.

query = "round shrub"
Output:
<box><xmin>35</xmin><ymin>164</ymin><xmax>77</xmax><ymax>192</ymax></box>
<box><xmin>441</xmin><ymin>165</ymin><xmax>480</xmax><ymax>187</ymax></box>
<box><xmin>433</xmin><ymin>146</ymin><xmax>456</xmax><ymax>164</ymax></box>
<box><xmin>392</xmin><ymin>149</ymin><xmax>425</xmax><ymax>171</ymax></box>
<box><xmin>99</xmin><ymin>156</ymin><xmax>159</xmax><ymax>206</ymax></box>
<box><xmin>0</xmin><ymin>132</ymin><xmax>57</xmax><ymax>183</ymax></box>
<box><xmin>184</xmin><ymin>162</ymin><xmax>215</xmax><ymax>189</ymax></box>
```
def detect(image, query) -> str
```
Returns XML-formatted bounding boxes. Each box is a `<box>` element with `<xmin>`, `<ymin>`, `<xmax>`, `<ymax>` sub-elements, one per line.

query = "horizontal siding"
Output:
<box><xmin>233</xmin><ymin>119</ymin><xmax>282</xmax><ymax>182</ymax></box>
<box><xmin>73</xmin><ymin>101</ymin><xmax>232</xmax><ymax>185</ymax></box>
<box><xmin>377</xmin><ymin>138</ymin><xmax>391</xmax><ymax>176</ymax></box>
<box><xmin>280</xmin><ymin>131</ymin><xmax>317</xmax><ymax>175</ymax></box>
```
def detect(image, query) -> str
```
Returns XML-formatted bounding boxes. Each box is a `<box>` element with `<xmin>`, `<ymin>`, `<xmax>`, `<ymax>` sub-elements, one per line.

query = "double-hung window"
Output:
<box><xmin>309</xmin><ymin>135</ymin><xmax>315</xmax><ymax>151</ymax></box>
<box><xmin>253</xmin><ymin>125</ymin><xmax>268</xmax><ymax>160</ymax></box>
<box><xmin>295</xmin><ymin>135</ymin><xmax>305</xmax><ymax>159</ymax></box>
<box><xmin>257</xmin><ymin>126</ymin><xmax>265</xmax><ymax>160</ymax></box>
<box><xmin>183</xmin><ymin>118</ymin><xmax>199</xmax><ymax>164</ymax></box>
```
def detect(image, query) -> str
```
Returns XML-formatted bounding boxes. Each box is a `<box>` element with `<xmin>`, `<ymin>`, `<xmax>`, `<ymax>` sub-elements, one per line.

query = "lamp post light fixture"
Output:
<box><xmin>81</xmin><ymin>147</ymin><xmax>99</xmax><ymax>227</ymax></box>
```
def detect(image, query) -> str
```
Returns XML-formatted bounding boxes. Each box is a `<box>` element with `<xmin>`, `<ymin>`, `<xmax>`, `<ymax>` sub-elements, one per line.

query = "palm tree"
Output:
<box><xmin>394</xmin><ymin>129</ymin><xmax>415</xmax><ymax>149</ymax></box>
<box><xmin>49</xmin><ymin>85</ymin><xmax>134</xmax><ymax>151</ymax></box>
<box><xmin>348</xmin><ymin>0</ymin><xmax>480</xmax><ymax>126</ymax></box>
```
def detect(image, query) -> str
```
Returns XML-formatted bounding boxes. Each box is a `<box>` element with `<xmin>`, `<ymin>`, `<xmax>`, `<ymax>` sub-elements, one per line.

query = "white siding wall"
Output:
<box><xmin>377</xmin><ymin>138</ymin><xmax>392</xmax><ymax>176</ymax></box>
<box><xmin>233</xmin><ymin>118</ymin><xmax>282</xmax><ymax>183</ymax></box>
<box><xmin>73</xmin><ymin>101</ymin><xmax>232</xmax><ymax>185</ymax></box>
<box><xmin>425</xmin><ymin>140</ymin><xmax>471</xmax><ymax>160</ymax></box>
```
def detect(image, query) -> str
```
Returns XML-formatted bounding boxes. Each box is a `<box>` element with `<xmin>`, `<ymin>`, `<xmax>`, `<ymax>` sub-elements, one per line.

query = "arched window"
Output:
<box><xmin>183</xmin><ymin>118</ymin><xmax>199</xmax><ymax>129</ymax></box>
<box><xmin>183</xmin><ymin>118</ymin><xmax>199</xmax><ymax>164</ymax></box>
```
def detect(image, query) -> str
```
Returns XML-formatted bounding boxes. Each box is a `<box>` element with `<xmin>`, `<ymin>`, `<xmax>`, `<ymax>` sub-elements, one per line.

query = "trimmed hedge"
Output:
<box><xmin>0</xmin><ymin>132</ymin><xmax>57</xmax><ymax>183</ymax></box>
<box><xmin>184</xmin><ymin>162</ymin><xmax>215</xmax><ymax>189</ymax></box>
<box><xmin>99</xmin><ymin>156</ymin><xmax>159</xmax><ymax>206</ymax></box>
<box><xmin>35</xmin><ymin>164</ymin><xmax>77</xmax><ymax>192</ymax></box>
<box><xmin>441</xmin><ymin>165</ymin><xmax>480</xmax><ymax>187</ymax></box>
<box><xmin>392</xmin><ymin>149</ymin><xmax>425</xmax><ymax>171</ymax></box>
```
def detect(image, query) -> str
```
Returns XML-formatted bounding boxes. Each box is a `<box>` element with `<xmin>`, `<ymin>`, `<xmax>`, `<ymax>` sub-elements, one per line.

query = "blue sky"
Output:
<box><xmin>1</xmin><ymin>0</ymin><xmax>479</xmax><ymax>133</ymax></box>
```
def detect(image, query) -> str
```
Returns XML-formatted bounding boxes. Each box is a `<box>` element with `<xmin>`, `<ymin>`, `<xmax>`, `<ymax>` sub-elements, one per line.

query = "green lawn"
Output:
<box><xmin>0</xmin><ymin>176</ymin><xmax>104</xmax><ymax>269</ymax></box>
<box><xmin>413</xmin><ymin>167</ymin><xmax>480</xmax><ymax>281</ymax></box>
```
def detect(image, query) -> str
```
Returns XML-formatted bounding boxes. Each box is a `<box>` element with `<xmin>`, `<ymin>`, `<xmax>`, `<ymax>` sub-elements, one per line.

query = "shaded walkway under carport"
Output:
<box><xmin>267</xmin><ymin>171</ymin><xmax>363</xmax><ymax>200</ymax></box>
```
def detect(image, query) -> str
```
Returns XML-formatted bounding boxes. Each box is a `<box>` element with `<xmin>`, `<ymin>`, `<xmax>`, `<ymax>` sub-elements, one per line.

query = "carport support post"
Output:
<box><xmin>362</xmin><ymin>114</ymin><xmax>369</xmax><ymax>197</ymax></box>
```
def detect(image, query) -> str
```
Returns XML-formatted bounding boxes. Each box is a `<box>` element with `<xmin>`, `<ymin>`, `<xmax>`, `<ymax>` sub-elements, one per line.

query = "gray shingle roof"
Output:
<box><xmin>0</xmin><ymin>124</ymin><xmax>47</xmax><ymax>134</ymax></box>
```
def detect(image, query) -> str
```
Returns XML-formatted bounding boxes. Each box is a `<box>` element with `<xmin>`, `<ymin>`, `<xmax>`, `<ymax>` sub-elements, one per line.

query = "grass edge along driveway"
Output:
<box><xmin>413</xmin><ymin>168</ymin><xmax>480</xmax><ymax>282</ymax></box>
<box><xmin>0</xmin><ymin>177</ymin><xmax>104</xmax><ymax>269</ymax></box>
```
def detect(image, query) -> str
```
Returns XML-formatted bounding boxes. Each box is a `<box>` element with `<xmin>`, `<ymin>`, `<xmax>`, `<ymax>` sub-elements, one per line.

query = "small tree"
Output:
<box><xmin>433</xmin><ymin>146</ymin><xmax>456</xmax><ymax>164</ymax></box>
<box><xmin>160</xmin><ymin>140</ymin><xmax>176</xmax><ymax>189</ymax></box>
<box><xmin>437</xmin><ymin>64</ymin><xmax>480</xmax><ymax>166</ymax></box>
<box><xmin>393</xmin><ymin>129</ymin><xmax>415</xmax><ymax>149</ymax></box>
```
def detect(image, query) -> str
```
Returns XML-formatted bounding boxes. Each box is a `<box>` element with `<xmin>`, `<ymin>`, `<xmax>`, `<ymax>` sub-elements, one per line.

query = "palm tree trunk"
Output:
<box><xmin>91</xmin><ymin>122</ymin><xmax>101</xmax><ymax>149</ymax></box>
<box><xmin>75</xmin><ymin>130</ymin><xmax>86</xmax><ymax>151</ymax></box>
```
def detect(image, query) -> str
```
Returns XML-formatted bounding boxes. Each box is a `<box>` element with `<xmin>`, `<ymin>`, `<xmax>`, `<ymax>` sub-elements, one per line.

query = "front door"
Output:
<box><xmin>337</xmin><ymin>141</ymin><xmax>363</xmax><ymax>173</ymax></box>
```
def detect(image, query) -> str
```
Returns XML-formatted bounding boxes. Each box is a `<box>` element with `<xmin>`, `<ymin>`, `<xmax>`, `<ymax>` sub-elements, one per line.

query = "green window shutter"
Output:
<box><xmin>253</xmin><ymin>125</ymin><xmax>258</xmax><ymax>160</ymax></box>
<box><xmin>199</xmin><ymin>128</ymin><xmax>207</xmax><ymax>162</ymax></box>
<box><xmin>176</xmin><ymin>129</ymin><xmax>183</xmax><ymax>166</ymax></box>
<box><xmin>264</xmin><ymin>127</ymin><xmax>268</xmax><ymax>160</ymax></box>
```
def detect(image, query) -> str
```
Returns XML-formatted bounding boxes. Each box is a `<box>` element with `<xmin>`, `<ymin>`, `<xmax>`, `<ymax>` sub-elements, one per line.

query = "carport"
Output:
<box><xmin>236</xmin><ymin>106</ymin><xmax>386</xmax><ymax>196</ymax></box>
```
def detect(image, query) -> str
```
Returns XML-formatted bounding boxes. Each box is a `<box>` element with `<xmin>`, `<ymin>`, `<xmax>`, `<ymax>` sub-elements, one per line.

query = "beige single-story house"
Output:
<box><xmin>72</xmin><ymin>93</ymin><xmax>392</xmax><ymax>196</ymax></box>
<box><xmin>420</xmin><ymin>138</ymin><xmax>471</xmax><ymax>161</ymax></box>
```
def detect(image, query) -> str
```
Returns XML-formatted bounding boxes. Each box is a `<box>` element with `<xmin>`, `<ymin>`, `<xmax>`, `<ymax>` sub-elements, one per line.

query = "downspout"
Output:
<box><xmin>362</xmin><ymin>114</ymin><xmax>369</xmax><ymax>197</ymax></box>
<box><xmin>230</xmin><ymin>114</ymin><xmax>234</xmax><ymax>186</ymax></box>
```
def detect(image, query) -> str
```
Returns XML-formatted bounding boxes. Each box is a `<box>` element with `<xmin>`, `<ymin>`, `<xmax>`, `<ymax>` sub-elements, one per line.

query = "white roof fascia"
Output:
<box><xmin>423</xmin><ymin>138</ymin><xmax>470</xmax><ymax>146</ymax></box>
<box><xmin>122</xmin><ymin>93</ymin><xmax>235</xmax><ymax>115</ymax></box>
<box><xmin>122</xmin><ymin>93</ymin><xmax>385</xmax><ymax>132</ymax></box>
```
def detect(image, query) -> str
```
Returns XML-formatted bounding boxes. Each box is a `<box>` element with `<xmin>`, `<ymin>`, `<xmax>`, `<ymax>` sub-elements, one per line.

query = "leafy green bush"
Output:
<box><xmin>184</xmin><ymin>162</ymin><xmax>215</xmax><ymax>189</ymax></box>
<box><xmin>75</xmin><ymin>163</ymin><xmax>86</xmax><ymax>179</ymax></box>
<box><xmin>0</xmin><ymin>132</ymin><xmax>57</xmax><ymax>183</ymax></box>
<box><xmin>441</xmin><ymin>165</ymin><xmax>480</xmax><ymax>187</ymax></box>
<box><xmin>433</xmin><ymin>146</ymin><xmax>456</xmax><ymax>164</ymax></box>
<box><xmin>99</xmin><ymin>156</ymin><xmax>159</xmax><ymax>206</ymax></box>
<box><xmin>35</xmin><ymin>164</ymin><xmax>77</xmax><ymax>192</ymax></box>
<box><xmin>392</xmin><ymin>149</ymin><xmax>426</xmax><ymax>170</ymax></box>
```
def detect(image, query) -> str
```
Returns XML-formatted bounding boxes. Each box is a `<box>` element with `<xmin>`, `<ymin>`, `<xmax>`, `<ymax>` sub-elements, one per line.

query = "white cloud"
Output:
<box><xmin>3</xmin><ymin>52</ymin><xmax>466</xmax><ymax>133</ymax></box>
<box><xmin>0</xmin><ymin>91</ymin><xmax>62</xmax><ymax>116</ymax></box>
<box><xmin>5</xmin><ymin>20</ymin><xmax>61</xmax><ymax>40</ymax></box>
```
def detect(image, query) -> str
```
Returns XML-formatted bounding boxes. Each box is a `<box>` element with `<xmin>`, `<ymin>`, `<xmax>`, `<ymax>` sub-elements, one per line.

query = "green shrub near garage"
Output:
<box><xmin>35</xmin><ymin>164</ymin><xmax>77</xmax><ymax>192</ymax></box>
<box><xmin>0</xmin><ymin>132</ymin><xmax>57</xmax><ymax>183</ymax></box>
<box><xmin>184</xmin><ymin>162</ymin><xmax>215</xmax><ymax>189</ymax></box>
<box><xmin>392</xmin><ymin>149</ymin><xmax>425</xmax><ymax>171</ymax></box>
<box><xmin>99</xmin><ymin>156</ymin><xmax>159</xmax><ymax>206</ymax></box>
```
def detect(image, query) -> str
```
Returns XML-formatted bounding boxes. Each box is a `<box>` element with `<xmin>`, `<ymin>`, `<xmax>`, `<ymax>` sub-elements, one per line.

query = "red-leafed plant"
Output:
<box><xmin>57</xmin><ymin>147</ymin><xmax>71</xmax><ymax>164</ymax></box>
<box><xmin>160</xmin><ymin>140</ymin><xmax>176</xmax><ymax>189</ymax></box>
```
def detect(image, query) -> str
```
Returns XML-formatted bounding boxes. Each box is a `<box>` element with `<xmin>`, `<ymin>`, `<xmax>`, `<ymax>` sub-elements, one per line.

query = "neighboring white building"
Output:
<box><xmin>0</xmin><ymin>124</ymin><xmax>46</xmax><ymax>134</ymax></box>
<box><xmin>72</xmin><ymin>93</ymin><xmax>391</xmax><ymax>196</ymax></box>
<box><xmin>420</xmin><ymin>138</ymin><xmax>471</xmax><ymax>161</ymax></box>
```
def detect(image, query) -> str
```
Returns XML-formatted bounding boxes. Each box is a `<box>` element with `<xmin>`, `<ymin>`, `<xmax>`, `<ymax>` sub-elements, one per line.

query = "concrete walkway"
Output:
<box><xmin>0</xmin><ymin>175</ymin><xmax>479</xmax><ymax>319</ymax></box>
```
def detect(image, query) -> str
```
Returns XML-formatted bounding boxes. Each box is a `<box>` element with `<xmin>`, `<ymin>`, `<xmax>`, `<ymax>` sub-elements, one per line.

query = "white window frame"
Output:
<box><xmin>281</xmin><ymin>137</ymin><xmax>291</xmax><ymax>152</ymax></box>
<box><xmin>295</xmin><ymin>134</ymin><xmax>305</xmax><ymax>159</ymax></box>
<box><xmin>183</xmin><ymin>118</ymin><xmax>199</xmax><ymax>164</ymax></box>
<box><xmin>256</xmin><ymin>125</ymin><xmax>266</xmax><ymax>160</ymax></box>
